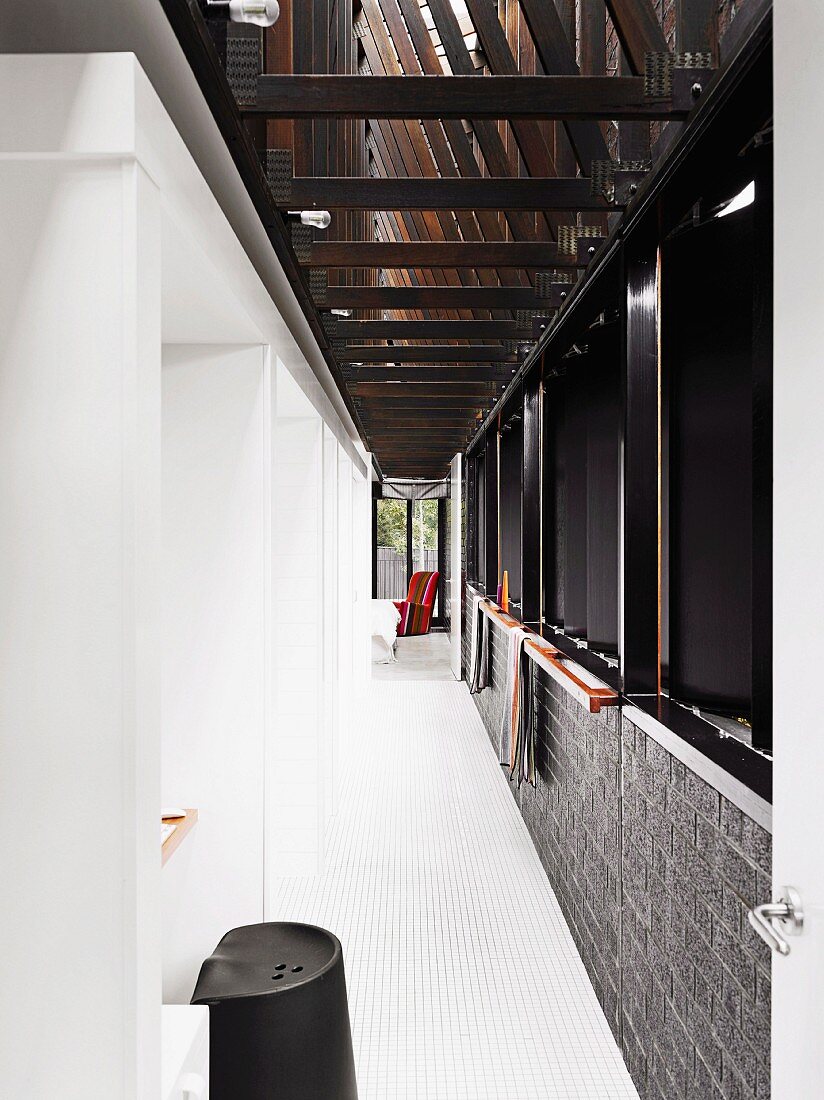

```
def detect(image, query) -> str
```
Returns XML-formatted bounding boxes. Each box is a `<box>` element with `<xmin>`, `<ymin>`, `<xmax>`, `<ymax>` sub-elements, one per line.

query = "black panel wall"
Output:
<box><xmin>563</xmin><ymin>365</ymin><xmax>589</xmax><ymax>638</ymax></box>
<box><xmin>586</xmin><ymin>329</ymin><xmax>621</xmax><ymax>653</ymax></box>
<box><xmin>499</xmin><ymin>396</ymin><xmax>523</xmax><ymax>613</ymax></box>
<box><xmin>476</xmin><ymin>452</ymin><xmax>486</xmax><ymax>589</ymax></box>
<box><xmin>522</xmin><ymin>369</ymin><xmax>542</xmax><ymax>627</ymax></box>
<box><xmin>664</xmin><ymin>205</ymin><xmax>755</xmax><ymax>717</ymax></box>
<box><xmin>483</xmin><ymin>430</ymin><xmax>498</xmax><ymax>594</ymax></box>
<box><xmin>542</xmin><ymin>374</ymin><xmax>566</xmax><ymax>627</ymax></box>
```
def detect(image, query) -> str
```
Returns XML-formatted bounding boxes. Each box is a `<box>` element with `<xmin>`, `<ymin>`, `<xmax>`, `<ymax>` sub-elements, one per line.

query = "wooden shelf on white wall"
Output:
<box><xmin>162</xmin><ymin>810</ymin><xmax>198</xmax><ymax>867</ymax></box>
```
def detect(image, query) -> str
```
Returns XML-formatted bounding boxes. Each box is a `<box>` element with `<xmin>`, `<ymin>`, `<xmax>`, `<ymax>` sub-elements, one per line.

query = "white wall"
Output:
<box><xmin>773</xmin><ymin>4</ymin><xmax>824</xmax><ymax>1094</ymax></box>
<box><xmin>0</xmin><ymin>52</ymin><xmax>370</xmax><ymax>1097</ymax></box>
<box><xmin>266</xmin><ymin>363</ymin><xmax>326</xmax><ymax>887</ymax></box>
<box><xmin>160</xmin><ymin>344</ymin><xmax>267</xmax><ymax>1003</ymax></box>
<box><xmin>0</xmin><ymin>137</ymin><xmax>162</xmax><ymax>1094</ymax></box>
<box><xmin>323</xmin><ymin>427</ymin><xmax>340</xmax><ymax>820</ymax></box>
<box><xmin>337</xmin><ymin>453</ymin><xmax>355</xmax><ymax>779</ymax></box>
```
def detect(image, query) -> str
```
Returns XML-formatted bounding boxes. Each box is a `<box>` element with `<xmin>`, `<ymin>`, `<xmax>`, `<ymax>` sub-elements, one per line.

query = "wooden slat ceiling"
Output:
<box><xmin>210</xmin><ymin>0</ymin><xmax>690</xmax><ymax>478</ymax></box>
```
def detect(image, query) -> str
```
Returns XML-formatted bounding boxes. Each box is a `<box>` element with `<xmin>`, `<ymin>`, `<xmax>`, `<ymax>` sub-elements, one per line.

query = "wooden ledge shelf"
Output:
<box><xmin>162</xmin><ymin>809</ymin><xmax>198</xmax><ymax>866</ymax></box>
<box><xmin>478</xmin><ymin>600</ymin><xmax>619</xmax><ymax>714</ymax></box>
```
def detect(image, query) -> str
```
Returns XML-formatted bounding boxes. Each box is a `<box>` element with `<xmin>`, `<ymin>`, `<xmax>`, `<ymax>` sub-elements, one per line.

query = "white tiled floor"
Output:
<box><xmin>270</xmin><ymin>679</ymin><xmax>639</xmax><ymax>1099</ymax></box>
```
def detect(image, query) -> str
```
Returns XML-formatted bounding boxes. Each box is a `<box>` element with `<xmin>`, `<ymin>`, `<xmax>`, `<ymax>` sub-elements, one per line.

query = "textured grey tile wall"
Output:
<box><xmin>465</xmin><ymin>608</ymin><xmax>622</xmax><ymax>1039</ymax></box>
<box><xmin>622</xmin><ymin>712</ymin><xmax>772</xmax><ymax>1100</ymax></box>
<box><xmin>462</xmin><ymin>589</ymin><xmax>772</xmax><ymax>1100</ymax></box>
<box><xmin>520</xmin><ymin>664</ymin><xmax>623</xmax><ymax>1040</ymax></box>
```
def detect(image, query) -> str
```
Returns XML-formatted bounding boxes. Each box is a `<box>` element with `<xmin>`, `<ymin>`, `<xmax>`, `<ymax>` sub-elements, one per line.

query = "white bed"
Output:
<box><xmin>371</xmin><ymin>598</ymin><xmax>401</xmax><ymax>663</ymax></box>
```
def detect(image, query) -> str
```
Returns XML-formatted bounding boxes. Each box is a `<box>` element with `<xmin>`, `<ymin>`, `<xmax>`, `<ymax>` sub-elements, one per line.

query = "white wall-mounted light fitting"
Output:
<box><xmin>201</xmin><ymin>0</ymin><xmax>281</xmax><ymax>26</ymax></box>
<box><xmin>288</xmin><ymin>210</ymin><xmax>332</xmax><ymax>230</ymax></box>
<box><xmin>331</xmin><ymin>309</ymin><xmax>353</xmax><ymax>317</ymax></box>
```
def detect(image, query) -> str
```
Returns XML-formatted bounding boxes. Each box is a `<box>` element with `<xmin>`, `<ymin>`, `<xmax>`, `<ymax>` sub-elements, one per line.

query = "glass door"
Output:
<box><xmin>373</xmin><ymin>497</ymin><xmax>443</xmax><ymax>623</ymax></box>
<box><xmin>411</xmin><ymin>498</ymin><xmax>439</xmax><ymax>620</ymax></box>
<box><xmin>375</xmin><ymin>499</ymin><xmax>408</xmax><ymax>601</ymax></box>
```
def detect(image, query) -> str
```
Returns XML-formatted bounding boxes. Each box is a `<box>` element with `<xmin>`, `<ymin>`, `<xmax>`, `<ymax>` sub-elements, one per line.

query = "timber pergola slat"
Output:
<box><xmin>337</xmin><ymin>345</ymin><xmax>518</xmax><ymax>363</ymax></box>
<box><xmin>324</xmin><ymin>287</ymin><xmax>562</xmax><ymax>309</ymax></box>
<box><xmin>603</xmin><ymin>0</ymin><xmax>671</xmax><ymax>76</ymax></box>
<box><xmin>248</xmin><ymin>75</ymin><xmax>684</xmax><ymax>120</ymax></box>
<box><xmin>280</xmin><ymin>177</ymin><xmax>616</xmax><ymax>211</ymax></box>
<box><xmin>304</xmin><ymin>241</ymin><xmax>586</xmax><ymax>268</ymax></box>
<box><xmin>335</xmin><ymin>320</ymin><xmax>533</xmax><ymax>340</ymax></box>
<box><xmin>516</xmin><ymin>0</ymin><xmax>612</xmax><ymax>172</ymax></box>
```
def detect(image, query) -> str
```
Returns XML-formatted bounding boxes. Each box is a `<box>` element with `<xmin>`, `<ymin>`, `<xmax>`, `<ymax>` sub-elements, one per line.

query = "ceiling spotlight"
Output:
<box><xmin>202</xmin><ymin>0</ymin><xmax>280</xmax><ymax>26</ymax></box>
<box><xmin>288</xmin><ymin>209</ymin><xmax>332</xmax><ymax>230</ymax></box>
<box><xmin>331</xmin><ymin>308</ymin><xmax>353</xmax><ymax>317</ymax></box>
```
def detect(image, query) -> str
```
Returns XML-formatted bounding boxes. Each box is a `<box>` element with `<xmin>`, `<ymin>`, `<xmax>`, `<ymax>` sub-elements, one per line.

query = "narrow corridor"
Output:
<box><xmin>270</xmin><ymin>678</ymin><xmax>639</xmax><ymax>1099</ymax></box>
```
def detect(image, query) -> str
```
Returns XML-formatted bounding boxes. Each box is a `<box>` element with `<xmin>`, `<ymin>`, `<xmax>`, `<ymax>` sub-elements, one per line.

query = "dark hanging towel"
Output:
<box><xmin>511</xmin><ymin>635</ymin><xmax>536</xmax><ymax>787</ymax></box>
<box><xmin>469</xmin><ymin>594</ymin><xmax>490</xmax><ymax>695</ymax></box>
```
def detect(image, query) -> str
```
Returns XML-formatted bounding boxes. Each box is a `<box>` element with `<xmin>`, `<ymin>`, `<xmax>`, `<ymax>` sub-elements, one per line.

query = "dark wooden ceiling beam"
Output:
<box><xmin>304</xmin><ymin>241</ymin><xmax>584</xmax><ymax>268</ymax></box>
<box><xmin>339</xmin><ymin>345</ymin><xmax>518</xmax><ymax>363</ymax></box>
<box><xmin>363</xmin><ymin>419</ymin><xmax>479</xmax><ymax>428</ymax></box>
<box><xmin>363</xmin><ymin>420</ymin><xmax>479</xmax><ymax>429</ymax></box>
<box><xmin>335</xmin><ymin>320</ymin><xmax>533</xmax><ymax>340</ymax></box>
<box><xmin>280</xmin><ymin>177</ymin><xmax>614</xmax><ymax>211</ymax></box>
<box><xmin>373</xmin><ymin>446</ymin><xmax>466</xmax><ymax>455</ymax></box>
<box><xmin>325</xmin><ymin>286</ymin><xmax>562</xmax><ymax>308</ymax></box>
<box><xmin>350</xmin><ymin>383</ymin><xmax>498</xmax><ymax>397</ymax></box>
<box><xmin>348</xmin><ymin>367</ymin><xmax>514</xmax><ymax>381</ymax></box>
<box><xmin>603</xmin><ymin>0</ymin><xmax>670</xmax><ymax>76</ymax></box>
<box><xmin>249</xmin><ymin>76</ymin><xmax>682</xmax><ymax>119</ymax></box>
<box><xmin>353</xmin><ymin>396</ymin><xmax>497</xmax><ymax>408</ymax></box>
<box><xmin>371</xmin><ymin>434</ymin><xmax>469</xmax><ymax>441</ymax></box>
<box><xmin>360</xmin><ymin>408</ymin><xmax>481</xmax><ymax>420</ymax></box>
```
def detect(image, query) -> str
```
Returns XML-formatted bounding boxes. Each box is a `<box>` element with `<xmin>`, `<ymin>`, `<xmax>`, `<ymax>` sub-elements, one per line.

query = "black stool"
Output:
<box><xmin>192</xmin><ymin>922</ymin><xmax>358</xmax><ymax>1100</ymax></box>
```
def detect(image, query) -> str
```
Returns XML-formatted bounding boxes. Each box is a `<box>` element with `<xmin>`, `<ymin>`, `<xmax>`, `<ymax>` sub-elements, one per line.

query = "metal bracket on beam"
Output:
<box><xmin>533</xmin><ymin>274</ymin><xmax>573</xmax><ymax>310</ymax></box>
<box><xmin>645</xmin><ymin>50</ymin><xmax>714</xmax><ymax>106</ymax></box>
<box><xmin>613</xmin><ymin>169</ymin><xmax>652</xmax><ymax>207</ymax></box>
<box><xmin>308</xmin><ymin>268</ymin><xmax>328</xmax><ymax>305</ymax></box>
<box><xmin>517</xmin><ymin>309</ymin><xmax>556</xmax><ymax>329</ymax></box>
<box><xmin>557</xmin><ymin>224</ymin><xmax>603</xmax><ymax>256</ymax></box>
<box><xmin>265</xmin><ymin>149</ymin><xmax>293</xmax><ymax>204</ymax></box>
<box><xmin>225</xmin><ymin>31</ymin><xmax>261</xmax><ymax>106</ymax></box>
<box><xmin>591</xmin><ymin>160</ymin><xmax>650</xmax><ymax>203</ymax></box>
<box><xmin>532</xmin><ymin>317</ymin><xmax>554</xmax><ymax>339</ymax></box>
<box><xmin>290</xmin><ymin>223</ymin><xmax>312</xmax><ymax>264</ymax></box>
<box><xmin>536</xmin><ymin>270</ymin><xmax>574</xmax><ymax>292</ymax></box>
<box><xmin>671</xmin><ymin>62</ymin><xmax>716</xmax><ymax>114</ymax></box>
<box><xmin>320</xmin><ymin>312</ymin><xmax>346</xmax><ymax>353</ymax></box>
<box><xmin>577</xmin><ymin>236</ymin><xmax>605</xmax><ymax>265</ymax></box>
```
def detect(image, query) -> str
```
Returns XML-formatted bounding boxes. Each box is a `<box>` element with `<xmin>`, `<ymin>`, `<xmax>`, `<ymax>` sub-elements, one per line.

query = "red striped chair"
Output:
<box><xmin>393</xmin><ymin>571</ymin><xmax>439</xmax><ymax>637</ymax></box>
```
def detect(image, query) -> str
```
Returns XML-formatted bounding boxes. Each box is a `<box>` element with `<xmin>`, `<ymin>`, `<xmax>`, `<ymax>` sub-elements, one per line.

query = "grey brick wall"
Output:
<box><xmin>519</xmin><ymin>663</ymin><xmax>623</xmax><ymax>1039</ymax></box>
<box><xmin>622</xmin><ymin>712</ymin><xmax>771</xmax><ymax>1100</ymax></box>
<box><xmin>465</xmin><ymin>606</ymin><xmax>622</xmax><ymax>1039</ymax></box>
<box><xmin>462</xmin><ymin>585</ymin><xmax>772</xmax><ymax>1100</ymax></box>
